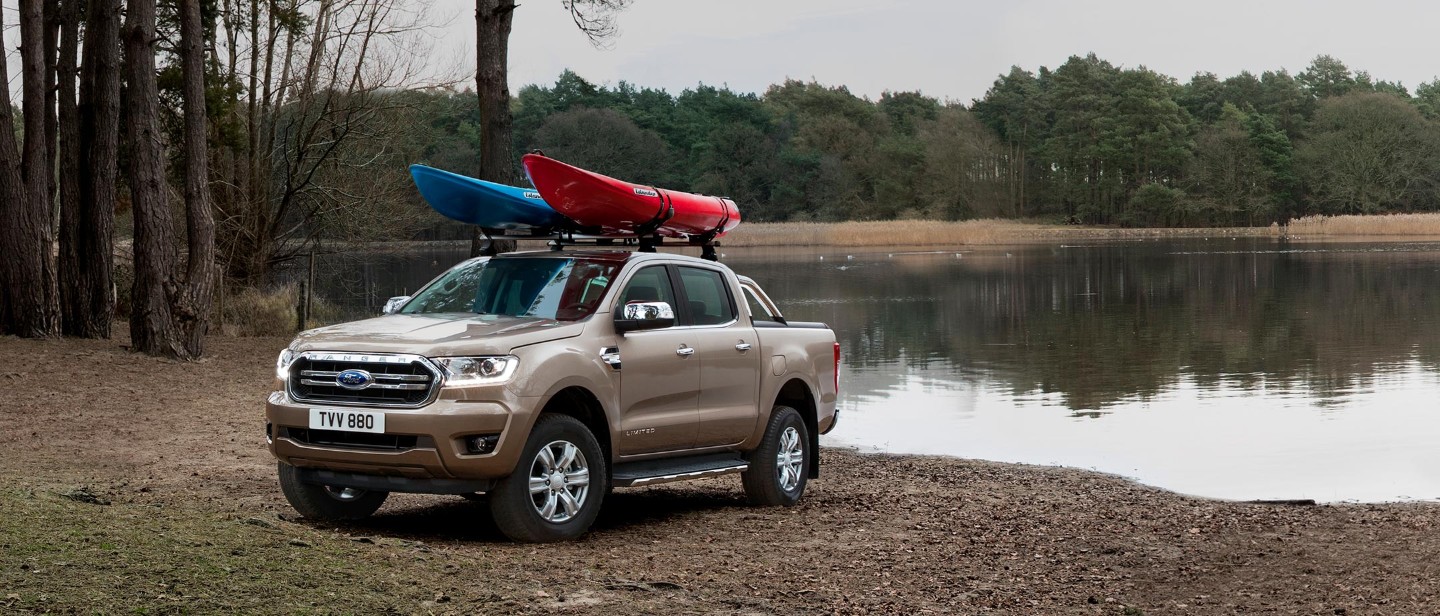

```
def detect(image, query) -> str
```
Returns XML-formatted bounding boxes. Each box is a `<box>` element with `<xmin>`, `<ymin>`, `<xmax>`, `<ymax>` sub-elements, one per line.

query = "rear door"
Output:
<box><xmin>612</xmin><ymin>264</ymin><xmax>699</xmax><ymax>455</ymax></box>
<box><xmin>678</xmin><ymin>265</ymin><xmax>763</xmax><ymax>448</ymax></box>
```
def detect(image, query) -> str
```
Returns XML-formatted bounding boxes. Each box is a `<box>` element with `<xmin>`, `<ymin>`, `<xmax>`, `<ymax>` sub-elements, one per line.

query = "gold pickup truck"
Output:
<box><xmin>265</xmin><ymin>250</ymin><xmax>839</xmax><ymax>542</ymax></box>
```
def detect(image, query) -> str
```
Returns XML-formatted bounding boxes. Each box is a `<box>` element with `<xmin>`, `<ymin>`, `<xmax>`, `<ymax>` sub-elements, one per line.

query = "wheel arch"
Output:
<box><xmin>772</xmin><ymin>376</ymin><xmax>821</xmax><ymax>479</ymax></box>
<box><xmin>536</xmin><ymin>385</ymin><xmax>612</xmax><ymax>464</ymax></box>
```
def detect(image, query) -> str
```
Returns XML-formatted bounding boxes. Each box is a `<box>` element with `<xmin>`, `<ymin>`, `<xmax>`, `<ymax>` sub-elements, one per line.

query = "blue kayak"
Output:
<box><xmin>409</xmin><ymin>164</ymin><xmax>568</xmax><ymax>230</ymax></box>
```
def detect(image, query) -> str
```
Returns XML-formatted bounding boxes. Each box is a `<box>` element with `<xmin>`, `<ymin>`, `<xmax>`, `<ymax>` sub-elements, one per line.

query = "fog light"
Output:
<box><xmin>265</xmin><ymin>422</ymin><xmax>273</xmax><ymax>444</ymax></box>
<box><xmin>465</xmin><ymin>434</ymin><xmax>500</xmax><ymax>455</ymax></box>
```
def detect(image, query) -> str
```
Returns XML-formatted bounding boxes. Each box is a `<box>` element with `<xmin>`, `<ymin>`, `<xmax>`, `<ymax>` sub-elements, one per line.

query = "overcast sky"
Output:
<box><xmin>3</xmin><ymin>1</ymin><xmax>1437</xmax><ymax>103</ymax></box>
<box><xmin>428</xmin><ymin>0</ymin><xmax>1440</xmax><ymax>102</ymax></box>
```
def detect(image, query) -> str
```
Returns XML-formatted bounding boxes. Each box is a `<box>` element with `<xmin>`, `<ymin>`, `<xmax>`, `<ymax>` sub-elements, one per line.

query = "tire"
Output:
<box><xmin>277</xmin><ymin>462</ymin><xmax>388</xmax><ymax>521</ymax></box>
<box><xmin>743</xmin><ymin>406</ymin><xmax>810</xmax><ymax>506</ymax></box>
<box><xmin>489</xmin><ymin>414</ymin><xmax>608</xmax><ymax>542</ymax></box>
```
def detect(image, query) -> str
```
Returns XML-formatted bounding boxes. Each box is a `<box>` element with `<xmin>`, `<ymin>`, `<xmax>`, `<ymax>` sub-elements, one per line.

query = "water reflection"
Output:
<box><xmin>728</xmin><ymin>239</ymin><xmax>1440</xmax><ymax>502</ymax></box>
<box><xmin>298</xmin><ymin>238</ymin><xmax>1440</xmax><ymax>502</ymax></box>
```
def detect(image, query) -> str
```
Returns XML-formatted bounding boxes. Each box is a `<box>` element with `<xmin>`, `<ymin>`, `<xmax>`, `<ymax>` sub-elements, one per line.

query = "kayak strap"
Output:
<box><xmin>690</xmin><ymin>196</ymin><xmax>734</xmax><ymax>246</ymax></box>
<box><xmin>634</xmin><ymin>187</ymin><xmax>675</xmax><ymax>238</ymax></box>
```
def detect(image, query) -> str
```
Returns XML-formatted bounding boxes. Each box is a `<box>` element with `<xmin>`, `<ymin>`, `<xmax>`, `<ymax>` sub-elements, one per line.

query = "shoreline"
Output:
<box><xmin>306</xmin><ymin>214</ymin><xmax>1440</xmax><ymax>254</ymax></box>
<box><xmin>6</xmin><ymin>334</ymin><xmax>1440</xmax><ymax>613</ymax></box>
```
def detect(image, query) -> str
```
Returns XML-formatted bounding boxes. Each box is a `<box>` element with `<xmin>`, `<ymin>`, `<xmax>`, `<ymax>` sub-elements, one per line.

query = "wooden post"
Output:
<box><xmin>297</xmin><ymin>281</ymin><xmax>308</xmax><ymax>331</ymax></box>
<box><xmin>216</xmin><ymin>279</ymin><xmax>225</xmax><ymax>330</ymax></box>
<box><xmin>305</xmin><ymin>250</ymin><xmax>315</xmax><ymax>326</ymax></box>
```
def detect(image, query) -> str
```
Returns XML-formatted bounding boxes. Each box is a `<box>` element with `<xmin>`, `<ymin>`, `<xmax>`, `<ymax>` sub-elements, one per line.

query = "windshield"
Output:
<box><xmin>399</xmin><ymin>257</ymin><xmax>620</xmax><ymax>321</ymax></box>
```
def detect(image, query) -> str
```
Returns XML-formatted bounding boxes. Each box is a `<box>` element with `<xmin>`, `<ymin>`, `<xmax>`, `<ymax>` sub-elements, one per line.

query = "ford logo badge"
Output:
<box><xmin>336</xmin><ymin>369</ymin><xmax>374</xmax><ymax>390</ymax></box>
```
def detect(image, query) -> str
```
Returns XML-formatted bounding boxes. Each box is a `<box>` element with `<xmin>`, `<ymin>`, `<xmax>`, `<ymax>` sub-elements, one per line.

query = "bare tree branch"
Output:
<box><xmin>562</xmin><ymin>0</ymin><xmax>631</xmax><ymax>48</ymax></box>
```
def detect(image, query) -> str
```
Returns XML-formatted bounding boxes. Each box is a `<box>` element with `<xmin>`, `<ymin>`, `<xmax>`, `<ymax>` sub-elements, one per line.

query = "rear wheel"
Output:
<box><xmin>742</xmin><ymin>406</ymin><xmax>810</xmax><ymax>506</ymax></box>
<box><xmin>278</xmin><ymin>462</ymin><xmax>389</xmax><ymax>520</ymax></box>
<box><xmin>489</xmin><ymin>414</ymin><xmax>608</xmax><ymax>542</ymax></box>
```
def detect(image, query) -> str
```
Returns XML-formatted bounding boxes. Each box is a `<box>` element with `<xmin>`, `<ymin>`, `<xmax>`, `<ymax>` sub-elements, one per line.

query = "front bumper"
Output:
<box><xmin>265</xmin><ymin>389</ymin><xmax>538</xmax><ymax>484</ymax></box>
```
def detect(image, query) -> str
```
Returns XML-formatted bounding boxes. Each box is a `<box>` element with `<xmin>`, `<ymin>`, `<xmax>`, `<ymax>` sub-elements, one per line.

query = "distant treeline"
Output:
<box><xmin>402</xmin><ymin>54</ymin><xmax>1440</xmax><ymax>229</ymax></box>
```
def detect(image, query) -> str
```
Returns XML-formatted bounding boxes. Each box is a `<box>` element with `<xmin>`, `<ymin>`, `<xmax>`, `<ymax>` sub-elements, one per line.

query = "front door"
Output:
<box><xmin>613</xmin><ymin>265</ymin><xmax>698</xmax><ymax>455</ymax></box>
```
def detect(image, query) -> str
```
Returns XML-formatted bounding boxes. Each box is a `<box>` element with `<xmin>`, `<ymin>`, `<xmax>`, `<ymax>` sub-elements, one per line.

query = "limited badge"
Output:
<box><xmin>633</xmin><ymin>187</ymin><xmax>659</xmax><ymax>198</ymax></box>
<box><xmin>523</xmin><ymin>191</ymin><xmax>541</xmax><ymax>199</ymax></box>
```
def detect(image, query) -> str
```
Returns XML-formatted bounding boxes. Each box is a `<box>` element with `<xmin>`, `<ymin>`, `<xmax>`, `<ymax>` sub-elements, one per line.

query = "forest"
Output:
<box><xmin>3</xmin><ymin>0</ymin><xmax>1439</xmax><ymax>355</ymax></box>
<box><xmin>480</xmin><ymin>54</ymin><xmax>1440</xmax><ymax>229</ymax></box>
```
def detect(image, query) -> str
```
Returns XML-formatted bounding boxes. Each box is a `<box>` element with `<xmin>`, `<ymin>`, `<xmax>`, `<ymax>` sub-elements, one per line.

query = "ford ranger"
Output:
<box><xmin>265</xmin><ymin>250</ymin><xmax>839</xmax><ymax>542</ymax></box>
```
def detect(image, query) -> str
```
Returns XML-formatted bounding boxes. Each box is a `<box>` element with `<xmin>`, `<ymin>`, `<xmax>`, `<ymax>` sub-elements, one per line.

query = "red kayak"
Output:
<box><xmin>522</xmin><ymin>154</ymin><xmax>741</xmax><ymax>240</ymax></box>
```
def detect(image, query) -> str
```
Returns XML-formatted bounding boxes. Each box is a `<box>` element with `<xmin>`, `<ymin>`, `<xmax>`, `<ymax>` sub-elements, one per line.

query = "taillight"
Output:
<box><xmin>833</xmin><ymin>342</ymin><xmax>841</xmax><ymax>394</ymax></box>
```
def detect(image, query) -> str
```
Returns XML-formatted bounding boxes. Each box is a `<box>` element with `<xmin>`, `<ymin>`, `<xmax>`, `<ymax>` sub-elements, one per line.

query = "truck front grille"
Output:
<box><xmin>287</xmin><ymin>352</ymin><xmax>440</xmax><ymax>408</ymax></box>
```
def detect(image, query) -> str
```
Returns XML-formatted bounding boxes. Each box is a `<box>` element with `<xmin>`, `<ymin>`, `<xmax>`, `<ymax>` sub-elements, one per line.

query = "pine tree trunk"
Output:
<box><xmin>179</xmin><ymin>0</ymin><xmax>217</xmax><ymax>357</ymax></box>
<box><xmin>0</xmin><ymin>24</ymin><xmax>28</xmax><ymax>335</ymax></box>
<box><xmin>57</xmin><ymin>0</ymin><xmax>96</xmax><ymax>337</ymax></box>
<box><xmin>43</xmin><ymin>0</ymin><xmax>60</xmax><ymax>216</ymax></box>
<box><xmin>124</xmin><ymin>0</ymin><xmax>186</xmax><ymax>358</ymax></box>
<box><xmin>8</xmin><ymin>0</ymin><xmax>63</xmax><ymax>338</ymax></box>
<box><xmin>473</xmin><ymin>0</ymin><xmax>517</xmax><ymax>257</ymax></box>
<box><xmin>72</xmin><ymin>0</ymin><xmax>121</xmax><ymax>339</ymax></box>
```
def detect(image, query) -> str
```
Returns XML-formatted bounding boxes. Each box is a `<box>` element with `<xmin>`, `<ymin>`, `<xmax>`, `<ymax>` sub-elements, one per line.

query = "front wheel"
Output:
<box><xmin>277</xmin><ymin>462</ymin><xmax>389</xmax><ymax>520</ymax></box>
<box><xmin>743</xmin><ymin>406</ymin><xmax>810</xmax><ymax>506</ymax></box>
<box><xmin>489</xmin><ymin>414</ymin><xmax>608</xmax><ymax>542</ymax></box>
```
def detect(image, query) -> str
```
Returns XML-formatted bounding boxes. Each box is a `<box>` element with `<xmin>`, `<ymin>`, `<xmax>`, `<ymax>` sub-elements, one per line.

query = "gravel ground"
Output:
<box><xmin>4</xmin><ymin>334</ymin><xmax>1440</xmax><ymax>615</ymax></box>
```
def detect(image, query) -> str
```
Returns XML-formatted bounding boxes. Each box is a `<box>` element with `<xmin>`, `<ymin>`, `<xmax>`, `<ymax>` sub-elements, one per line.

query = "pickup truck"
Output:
<box><xmin>265</xmin><ymin>250</ymin><xmax>839</xmax><ymax>542</ymax></box>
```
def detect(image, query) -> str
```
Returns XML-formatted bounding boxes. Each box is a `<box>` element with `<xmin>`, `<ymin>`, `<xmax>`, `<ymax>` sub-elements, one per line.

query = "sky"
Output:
<box><xmin>4</xmin><ymin>0</ymin><xmax>1439</xmax><ymax>103</ymax></box>
<box><xmin>426</xmin><ymin>0</ymin><xmax>1440</xmax><ymax>102</ymax></box>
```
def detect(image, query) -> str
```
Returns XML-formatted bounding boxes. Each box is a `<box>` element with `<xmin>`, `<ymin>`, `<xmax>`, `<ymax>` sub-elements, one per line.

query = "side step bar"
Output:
<box><xmin>611</xmin><ymin>453</ymin><xmax>748</xmax><ymax>488</ymax></box>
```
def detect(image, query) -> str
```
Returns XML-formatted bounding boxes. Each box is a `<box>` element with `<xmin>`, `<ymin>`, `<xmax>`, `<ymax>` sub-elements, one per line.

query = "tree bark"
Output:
<box><xmin>180</xmin><ymin>0</ymin><xmax>218</xmax><ymax>356</ymax></box>
<box><xmin>44</xmin><ymin>0</ymin><xmax>60</xmax><ymax>220</ymax></box>
<box><xmin>125</xmin><ymin>0</ymin><xmax>186</xmax><ymax>358</ymax></box>
<box><xmin>0</xmin><ymin>21</ymin><xmax>28</xmax><ymax>334</ymax></box>
<box><xmin>6</xmin><ymin>0</ymin><xmax>63</xmax><ymax>338</ymax></box>
<box><xmin>58</xmin><ymin>0</ymin><xmax>96</xmax><ymax>337</ymax></box>
<box><xmin>71</xmin><ymin>0</ymin><xmax>121</xmax><ymax>339</ymax></box>
<box><xmin>473</xmin><ymin>0</ymin><xmax>518</xmax><ymax>257</ymax></box>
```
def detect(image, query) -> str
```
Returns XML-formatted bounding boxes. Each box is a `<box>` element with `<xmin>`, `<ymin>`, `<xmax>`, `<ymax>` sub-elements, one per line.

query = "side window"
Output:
<box><xmin>742</xmin><ymin>286</ymin><xmax>775</xmax><ymax>322</ymax></box>
<box><xmin>617</xmin><ymin>266</ymin><xmax>679</xmax><ymax>318</ymax></box>
<box><xmin>677</xmin><ymin>266</ymin><xmax>736</xmax><ymax>326</ymax></box>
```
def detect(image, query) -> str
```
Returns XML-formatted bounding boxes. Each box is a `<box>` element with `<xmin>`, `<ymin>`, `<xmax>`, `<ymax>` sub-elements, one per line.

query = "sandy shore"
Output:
<box><xmin>4</xmin><ymin>334</ymin><xmax>1440</xmax><ymax>614</ymax></box>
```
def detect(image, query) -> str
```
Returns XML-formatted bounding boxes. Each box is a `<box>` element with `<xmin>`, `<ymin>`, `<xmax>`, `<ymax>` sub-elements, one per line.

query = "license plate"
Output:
<box><xmin>309</xmin><ymin>409</ymin><xmax>386</xmax><ymax>434</ymax></box>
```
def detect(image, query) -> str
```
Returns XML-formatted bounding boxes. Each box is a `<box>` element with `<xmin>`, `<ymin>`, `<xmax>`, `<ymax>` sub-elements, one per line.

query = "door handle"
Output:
<box><xmin>599</xmin><ymin>347</ymin><xmax>622</xmax><ymax>370</ymax></box>
<box><xmin>735</xmin><ymin>342</ymin><xmax>752</xmax><ymax>352</ymax></box>
<box><xmin>676</xmin><ymin>345</ymin><xmax>695</xmax><ymax>357</ymax></box>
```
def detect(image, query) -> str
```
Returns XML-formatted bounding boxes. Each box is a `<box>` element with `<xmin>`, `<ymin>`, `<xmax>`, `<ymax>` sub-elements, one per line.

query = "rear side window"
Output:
<box><xmin>677</xmin><ymin>266</ymin><xmax>735</xmax><ymax>326</ymax></box>
<box><xmin>742</xmin><ymin>286</ymin><xmax>775</xmax><ymax>322</ymax></box>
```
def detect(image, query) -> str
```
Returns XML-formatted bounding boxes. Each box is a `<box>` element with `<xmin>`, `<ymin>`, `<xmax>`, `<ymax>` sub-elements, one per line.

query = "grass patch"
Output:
<box><xmin>1287</xmin><ymin>213</ymin><xmax>1440</xmax><ymax>236</ymax></box>
<box><xmin>219</xmin><ymin>285</ymin><xmax>339</xmax><ymax>337</ymax></box>
<box><xmin>0</xmin><ymin>488</ymin><xmax>453</xmax><ymax>614</ymax></box>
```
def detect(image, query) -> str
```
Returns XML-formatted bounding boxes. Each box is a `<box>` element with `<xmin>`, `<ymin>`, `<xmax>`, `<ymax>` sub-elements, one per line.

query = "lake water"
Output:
<box><xmin>298</xmin><ymin>238</ymin><xmax>1440</xmax><ymax>503</ymax></box>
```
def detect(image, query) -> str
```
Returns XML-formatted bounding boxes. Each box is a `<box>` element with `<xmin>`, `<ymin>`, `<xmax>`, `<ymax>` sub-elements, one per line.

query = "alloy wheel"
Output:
<box><xmin>776</xmin><ymin>426</ymin><xmax>804</xmax><ymax>492</ymax></box>
<box><xmin>526</xmin><ymin>440</ymin><xmax>591</xmax><ymax>523</ymax></box>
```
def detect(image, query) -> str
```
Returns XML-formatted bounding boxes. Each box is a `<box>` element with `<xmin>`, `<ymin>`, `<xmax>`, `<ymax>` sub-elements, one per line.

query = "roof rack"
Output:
<box><xmin>484</xmin><ymin>227</ymin><xmax>721</xmax><ymax>261</ymax></box>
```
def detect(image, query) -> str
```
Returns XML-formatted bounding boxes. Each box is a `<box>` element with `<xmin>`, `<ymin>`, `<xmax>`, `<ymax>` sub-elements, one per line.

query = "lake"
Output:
<box><xmin>295</xmin><ymin>238</ymin><xmax>1440</xmax><ymax>503</ymax></box>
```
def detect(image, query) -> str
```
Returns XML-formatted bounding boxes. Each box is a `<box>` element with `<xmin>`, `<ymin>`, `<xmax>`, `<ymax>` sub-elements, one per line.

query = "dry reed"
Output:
<box><xmin>1287</xmin><ymin>213</ymin><xmax>1440</xmax><ymax>236</ymax></box>
<box><xmin>719</xmin><ymin>220</ymin><xmax>1271</xmax><ymax>247</ymax></box>
<box><xmin>221</xmin><ymin>285</ymin><xmax>340</xmax><ymax>336</ymax></box>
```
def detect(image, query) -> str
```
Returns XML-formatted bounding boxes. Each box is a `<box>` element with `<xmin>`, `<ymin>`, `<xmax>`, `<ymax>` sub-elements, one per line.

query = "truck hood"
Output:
<box><xmin>290</xmin><ymin>313</ymin><xmax>588</xmax><ymax>357</ymax></box>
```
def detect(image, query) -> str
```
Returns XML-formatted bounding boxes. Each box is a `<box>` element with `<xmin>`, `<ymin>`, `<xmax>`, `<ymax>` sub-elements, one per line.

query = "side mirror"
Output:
<box><xmin>614</xmin><ymin>301</ymin><xmax>675</xmax><ymax>334</ymax></box>
<box><xmin>382</xmin><ymin>296</ymin><xmax>411</xmax><ymax>315</ymax></box>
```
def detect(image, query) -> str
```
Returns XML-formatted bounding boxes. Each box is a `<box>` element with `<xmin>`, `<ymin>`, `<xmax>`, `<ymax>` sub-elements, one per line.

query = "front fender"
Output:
<box><xmin>506</xmin><ymin>338</ymin><xmax>619</xmax><ymax>440</ymax></box>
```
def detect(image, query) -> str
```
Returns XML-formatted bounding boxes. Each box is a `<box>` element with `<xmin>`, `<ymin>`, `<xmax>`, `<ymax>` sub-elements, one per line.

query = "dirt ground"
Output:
<box><xmin>4</xmin><ymin>334</ymin><xmax>1440</xmax><ymax>615</ymax></box>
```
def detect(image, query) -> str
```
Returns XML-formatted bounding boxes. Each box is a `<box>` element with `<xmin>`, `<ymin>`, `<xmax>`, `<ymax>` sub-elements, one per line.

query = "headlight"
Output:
<box><xmin>276</xmin><ymin>348</ymin><xmax>296</xmax><ymax>380</ymax></box>
<box><xmin>434</xmin><ymin>356</ymin><xmax>519</xmax><ymax>387</ymax></box>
